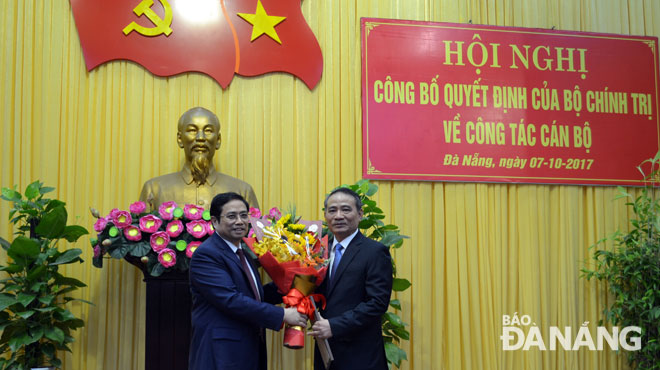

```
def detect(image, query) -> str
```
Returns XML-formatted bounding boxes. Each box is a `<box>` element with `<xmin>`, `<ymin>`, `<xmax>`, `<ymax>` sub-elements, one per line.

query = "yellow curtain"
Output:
<box><xmin>1</xmin><ymin>0</ymin><xmax>658</xmax><ymax>369</ymax></box>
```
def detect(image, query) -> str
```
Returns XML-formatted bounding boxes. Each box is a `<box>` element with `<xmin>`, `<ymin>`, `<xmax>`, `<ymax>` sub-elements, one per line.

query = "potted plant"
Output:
<box><xmin>583</xmin><ymin>154</ymin><xmax>660</xmax><ymax>370</ymax></box>
<box><xmin>0</xmin><ymin>181</ymin><xmax>89</xmax><ymax>370</ymax></box>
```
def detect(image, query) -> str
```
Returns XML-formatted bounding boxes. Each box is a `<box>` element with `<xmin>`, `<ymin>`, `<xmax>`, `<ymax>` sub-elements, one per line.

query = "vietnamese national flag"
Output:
<box><xmin>228</xmin><ymin>0</ymin><xmax>322</xmax><ymax>88</ymax></box>
<box><xmin>69</xmin><ymin>0</ymin><xmax>323</xmax><ymax>89</ymax></box>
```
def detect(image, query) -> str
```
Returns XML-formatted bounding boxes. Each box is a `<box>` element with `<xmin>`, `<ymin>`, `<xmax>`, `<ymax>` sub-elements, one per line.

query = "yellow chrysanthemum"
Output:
<box><xmin>287</xmin><ymin>223</ymin><xmax>306</xmax><ymax>232</ymax></box>
<box><xmin>275</xmin><ymin>214</ymin><xmax>292</xmax><ymax>228</ymax></box>
<box><xmin>252</xmin><ymin>220</ymin><xmax>320</xmax><ymax>266</ymax></box>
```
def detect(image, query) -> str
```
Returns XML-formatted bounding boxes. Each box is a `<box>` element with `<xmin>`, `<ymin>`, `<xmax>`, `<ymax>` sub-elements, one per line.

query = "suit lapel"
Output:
<box><xmin>328</xmin><ymin>232</ymin><xmax>363</xmax><ymax>296</ymax></box>
<box><xmin>215</xmin><ymin>234</ymin><xmax>263</xmax><ymax>300</ymax></box>
<box><xmin>215</xmin><ymin>234</ymin><xmax>242</xmax><ymax>271</ymax></box>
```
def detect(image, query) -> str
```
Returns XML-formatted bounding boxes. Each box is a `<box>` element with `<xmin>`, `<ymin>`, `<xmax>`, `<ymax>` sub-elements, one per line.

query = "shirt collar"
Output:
<box><xmin>333</xmin><ymin>228</ymin><xmax>359</xmax><ymax>250</ymax></box>
<box><xmin>218</xmin><ymin>233</ymin><xmax>240</xmax><ymax>253</ymax></box>
<box><xmin>179</xmin><ymin>164</ymin><xmax>219</xmax><ymax>186</ymax></box>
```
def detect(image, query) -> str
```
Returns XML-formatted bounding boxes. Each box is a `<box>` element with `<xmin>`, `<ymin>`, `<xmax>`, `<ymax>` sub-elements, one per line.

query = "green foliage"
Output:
<box><xmin>0</xmin><ymin>181</ymin><xmax>89</xmax><ymax>369</ymax></box>
<box><xmin>334</xmin><ymin>179</ymin><xmax>410</xmax><ymax>369</ymax></box>
<box><xmin>583</xmin><ymin>154</ymin><xmax>660</xmax><ymax>370</ymax></box>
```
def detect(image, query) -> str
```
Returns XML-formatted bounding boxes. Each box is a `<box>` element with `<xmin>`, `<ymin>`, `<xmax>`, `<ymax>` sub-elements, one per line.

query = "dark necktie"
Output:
<box><xmin>236</xmin><ymin>248</ymin><xmax>261</xmax><ymax>301</ymax></box>
<box><xmin>331</xmin><ymin>243</ymin><xmax>344</xmax><ymax>283</ymax></box>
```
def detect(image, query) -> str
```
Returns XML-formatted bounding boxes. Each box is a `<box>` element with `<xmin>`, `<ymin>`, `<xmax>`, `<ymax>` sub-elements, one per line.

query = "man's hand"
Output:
<box><xmin>283</xmin><ymin>307</ymin><xmax>308</xmax><ymax>327</ymax></box>
<box><xmin>308</xmin><ymin>314</ymin><xmax>333</xmax><ymax>339</ymax></box>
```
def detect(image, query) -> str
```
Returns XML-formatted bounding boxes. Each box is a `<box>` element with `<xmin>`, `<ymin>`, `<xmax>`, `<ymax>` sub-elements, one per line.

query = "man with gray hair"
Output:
<box><xmin>309</xmin><ymin>187</ymin><xmax>393</xmax><ymax>370</ymax></box>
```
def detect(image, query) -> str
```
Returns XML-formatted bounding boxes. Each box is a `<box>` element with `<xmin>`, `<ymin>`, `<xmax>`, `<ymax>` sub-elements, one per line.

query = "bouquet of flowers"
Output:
<box><xmin>243</xmin><ymin>207</ymin><xmax>330</xmax><ymax>349</ymax></box>
<box><xmin>90</xmin><ymin>200</ymin><xmax>213</xmax><ymax>276</ymax></box>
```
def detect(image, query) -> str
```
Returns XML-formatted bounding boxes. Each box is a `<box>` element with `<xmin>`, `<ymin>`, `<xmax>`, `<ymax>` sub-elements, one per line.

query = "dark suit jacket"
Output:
<box><xmin>314</xmin><ymin>231</ymin><xmax>393</xmax><ymax>370</ymax></box>
<box><xmin>189</xmin><ymin>233</ymin><xmax>283</xmax><ymax>370</ymax></box>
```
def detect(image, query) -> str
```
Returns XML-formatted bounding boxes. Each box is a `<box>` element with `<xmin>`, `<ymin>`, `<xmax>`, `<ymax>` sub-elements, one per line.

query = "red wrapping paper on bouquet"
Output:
<box><xmin>280</xmin><ymin>276</ymin><xmax>326</xmax><ymax>347</ymax></box>
<box><xmin>243</xmin><ymin>216</ymin><xmax>329</xmax><ymax>349</ymax></box>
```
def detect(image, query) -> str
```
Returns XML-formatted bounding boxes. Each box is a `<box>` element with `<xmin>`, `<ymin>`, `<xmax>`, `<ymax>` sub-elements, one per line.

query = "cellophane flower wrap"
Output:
<box><xmin>90</xmin><ymin>201</ymin><xmax>213</xmax><ymax>276</ymax></box>
<box><xmin>243</xmin><ymin>209</ymin><xmax>329</xmax><ymax>349</ymax></box>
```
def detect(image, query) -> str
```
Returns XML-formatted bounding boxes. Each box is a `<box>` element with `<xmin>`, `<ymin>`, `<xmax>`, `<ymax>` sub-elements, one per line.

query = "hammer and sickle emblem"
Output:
<box><xmin>122</xmin><ymin>0</ymin><xmax>173</xmax><ymax>37</ymax></box>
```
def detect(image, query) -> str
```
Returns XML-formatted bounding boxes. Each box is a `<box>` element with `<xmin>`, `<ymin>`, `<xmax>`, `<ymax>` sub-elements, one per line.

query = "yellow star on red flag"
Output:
<box><xmin>237</xmin><ymin>0</ymin><xmax>286</xmax><ymax>44</ymax></box>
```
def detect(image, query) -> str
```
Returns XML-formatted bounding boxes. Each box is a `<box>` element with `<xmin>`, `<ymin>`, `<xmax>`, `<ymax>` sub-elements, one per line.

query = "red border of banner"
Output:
<box><xmin>361</xmin><ymin>18</ymin><xmax>660</xmax><ymax>186</ymax></box>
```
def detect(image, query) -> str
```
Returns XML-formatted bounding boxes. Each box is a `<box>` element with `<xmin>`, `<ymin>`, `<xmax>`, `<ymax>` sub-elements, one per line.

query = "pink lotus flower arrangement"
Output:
<box><xmin>91</xmin><ymin>200</ymin><xmax>213</xmax><ymax>276</ymax></box>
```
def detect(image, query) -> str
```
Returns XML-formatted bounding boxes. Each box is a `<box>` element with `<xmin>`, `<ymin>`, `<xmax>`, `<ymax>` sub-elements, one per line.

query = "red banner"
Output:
<box><xmin>361</xmin><ymin>18</ymin><xmax>660</xmax><ymax>185</ymax></box>
<box><xmin>70</xmin><ymin>0</ymin><xmax>322</xmax><ymax>89</ymax></box>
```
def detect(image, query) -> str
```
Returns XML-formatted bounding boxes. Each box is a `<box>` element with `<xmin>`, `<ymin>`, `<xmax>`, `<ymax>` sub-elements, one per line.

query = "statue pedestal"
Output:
<box><xmin>144</xmin><ymin>271</ymin><xmax>192</xmax><ymax>370</ymax></box>
<box><xmin>126</xmin><ymin>258</ymin><xmax>192</xmax><ymax>370</ymax></box>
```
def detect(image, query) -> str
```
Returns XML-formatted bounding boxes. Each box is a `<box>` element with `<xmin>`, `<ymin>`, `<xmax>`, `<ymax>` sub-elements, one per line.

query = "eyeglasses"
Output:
<box><xmin>220</xmin><ymin>212</ymin><xmax>250</xmax><ymax>222</ymax></box>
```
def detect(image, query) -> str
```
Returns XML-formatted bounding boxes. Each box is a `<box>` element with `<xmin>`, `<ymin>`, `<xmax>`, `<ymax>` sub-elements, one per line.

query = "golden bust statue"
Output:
<box><xmin>139</xmin><ymin>107</ymin><xmax>259</xmax><ymax>210</ymax></box>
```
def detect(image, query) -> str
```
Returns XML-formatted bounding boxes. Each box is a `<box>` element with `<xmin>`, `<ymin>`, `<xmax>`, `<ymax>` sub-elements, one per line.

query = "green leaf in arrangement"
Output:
<box><xmin>53</xmin><ymin>276</ymin><xmax>87</xmax><ymax>288</ymax></box>
<box><xmin>1</xmin><ymin>263</ymin><xmax>23</xmax><ymax>273</ymax></box>
<box><xmin>358</xmin><ymin>181</ymin><xmax>370</xmax><ymax>195</ymax></box>
<box><xmin>35</xmin><ymin>205</ymin><xmax>68</xmax><ymax>239</ymax></box>
<box><xmin>0</xmin><ymin>236</ymin><xmax>10</xmax><ymax>251</ymax></box>
<box><xmin>393</xmin><ymin>327</ymin><xmax>410</xmax><ymax>341</ymax></box>
<box><xmin>39</xmin><ymin>186</ymin><xmax>55</xmax><ymax>195</ymax></box>
<box><xmin>38</xmin><ymin>295</ymin><xmax>55</xmax><ymax>305</ymax></box>
<box><xmin>151</xmin><ymin>263</ymin><xmax>165</xmax><ymax>277</ymax></box>
<box><xmin>358</xmin><ymin>218</ymin><xmax>377</xmax><ymax>229</ymax></box>
<box><xmin>4</xmin><ymin>284</ymin><xmax>21</xmax><ymax>292</ymax></box>
<box><xmin>51</xmin><ymin>357</ymin><xmax>63</xmax><ymax>367</ymax></box>
<box><xmin>64</xmin><ymin>297</ymin><xmax>94</xmax><ymax>306</ymax></box>
<box><xmin>384</xmin><ymin>341</ymin><xmax>407</xmax><ymax>367</ymax></box>
<box><xmin>389</xmin><ymin>299</ymin><xmax>402</xmax><ymax>311</ymax></box>
<box><xmin>45</xmin><ymin>199</ymin><xmax>66</xmax><ymax>213</ymax></box>
<box><xmin>64</xmin><ymin>318</ymin><xmax>85</xmax><ymax>329</ymax></box>
<box><xmin>0</xmin><ymin>294</ymin><xmax>17</xmax><ymax>311</ymax></box>
<box><xmin>108</xmin><ymin>243</ymin><xmax>132</xmax><ymax>259</ymax></box>
<box><xmin>383</xmin><ymin>312</ymin><xmax>405</xmax><ymax>328</ymax></box>
<box><xmin>16</xmin><ymin>293</ymin><xmax>36</xmax><ymax>307</ymax></box>
<box><xmin>26</xmin><ymin>265</ymin><xmax>47</xmax><ymax>281</ymax></box>
<box><xmin>1</xmin><ymin>187</ymin><xmax>20</xmax><ymax>201</ymax></box>
<box><xmin>30</xmin><ymin>281</ymin><xmax>46</xmax><ymax>293</ymax></box>
<box><xmin>51</xmin><ymin>249</ymin><xmax>83</xmax><ymax>265</ymax></box>
<box><xmin>54</xmin><ymin>309</ymin><xmax>76</xmax><ymax>322</ymax></box>
<box><xmin>379</xmin><ymin>233</ymin><xmax>407</xmax><ymax>247</ymax></box>
<box><xmin>9</xmin><ymin>332</ymin><xmax>33</xmax><ymax>352</ymax></box>
<box><xmin>24</xmin><ymin>181</ymin><xmax>42</xmax><ymax>200</ymax></box>
<box><xmin>42</xmin><ymin>342</ymin><xmax>56</xmax><ymax>358</ymax></box>
<box><xmin>27</xmin><ymin>327</ymin><xmax>44</xmax><ymax>344</ymax></box>
<box><xmin>129</xmin><ymin>242</ymin><xmax>151</xmax><ymax>257</ymax></box>
<box><xmin>8</xmin><ymin>236</ymin><xmax>41</xmax><ymax>257</ymax></box>
<box><xmin>44</xmin><ymin>327</ymin><xmax>65</xmax><ymax>344</ymax></box>
<box><xmin>60</xmin><ymin>225</ymin><xmax>89</xmax><ymax>243</ymax></box>
<box><xmin>392</xmin><ymin>278</ymin><xmax>411</xmax><ymax>292</ymax></box>
<box><xmin>16</xmin><ymin>310</ymin><xmax>36</xmax><ymax>319</ymax></box>
<box><xmin>365</xmin><ymin>182</ymin><xmax>379</xmax><ymax>196</ymax></box>
<box><xmin>34</xmin><ymin>307</ymin><xmax>57</xmax><ymax>313</ymax></box>
<box><xmin>7</xmin><ymin>236</ymin><xmax>40</xmax><ymax>266</ymax></box>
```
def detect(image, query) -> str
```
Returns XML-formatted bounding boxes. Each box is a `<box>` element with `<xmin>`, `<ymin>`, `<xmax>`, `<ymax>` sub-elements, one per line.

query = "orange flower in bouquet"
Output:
<box><xmin>243</xmin><ymin>208</ymin><xmax>329</xmax><ymax>349</ymax></box>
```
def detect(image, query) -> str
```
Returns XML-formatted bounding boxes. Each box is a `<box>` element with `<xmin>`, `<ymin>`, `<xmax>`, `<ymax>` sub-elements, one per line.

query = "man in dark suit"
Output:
<box><xmin>189</xmin><ymin>192</ymin><xmax>307</xmax><ymax>370</ymax></box>
<box><xmin>309</xmin><ymin>188</ymin><xmax>393</xmax><ymax>370</ymax></box>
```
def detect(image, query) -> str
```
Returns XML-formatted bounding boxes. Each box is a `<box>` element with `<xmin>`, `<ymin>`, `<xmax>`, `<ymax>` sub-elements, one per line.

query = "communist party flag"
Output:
<box><xmin>69</xmin><ymin>0</ymin><xmax>323</xmax><ymax>89</ymax></box>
